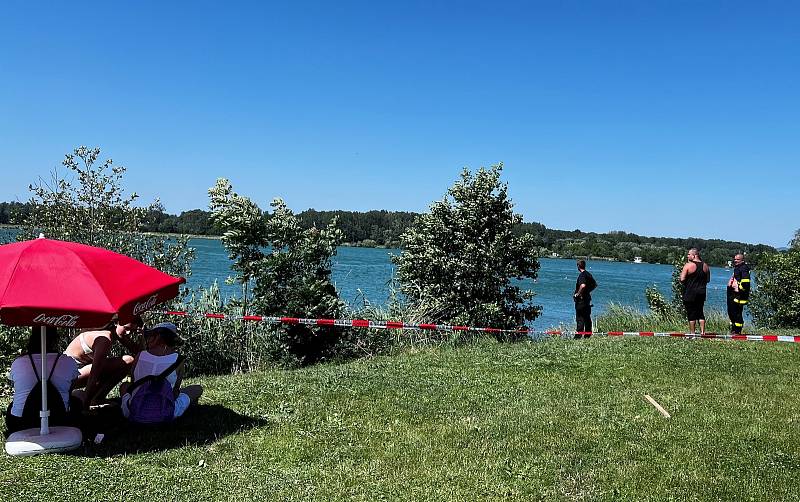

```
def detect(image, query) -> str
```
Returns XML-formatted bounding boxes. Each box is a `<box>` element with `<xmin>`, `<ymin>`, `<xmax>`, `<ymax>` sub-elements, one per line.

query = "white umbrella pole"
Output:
<box><xmin>5</xmin><ymin>325</ymin><xmax>81</xmax><ymax>455</ymax></box>
<box><xmin>39</xmin><ymin>325</ymin><xmax>50</xmax><ymax>435</ymax></box>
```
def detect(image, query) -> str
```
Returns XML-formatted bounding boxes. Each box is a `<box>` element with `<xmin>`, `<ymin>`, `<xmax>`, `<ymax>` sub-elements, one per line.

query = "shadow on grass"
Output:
<box><xmin>80</xmin><ymin>403</ymin><xmax>271</xmax><ymax>457</ymax></box>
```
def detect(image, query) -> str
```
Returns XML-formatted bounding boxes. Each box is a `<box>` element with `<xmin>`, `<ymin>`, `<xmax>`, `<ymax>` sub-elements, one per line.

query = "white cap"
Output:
<box><xmin>145</xmin><ymin>322</ymin><xmax>182</xmax><ymax>345</ymax></box>
<box><xmin>149</xmin><ymin>322</ymin><xmax>178</xmax><ymax>336</ymax></box>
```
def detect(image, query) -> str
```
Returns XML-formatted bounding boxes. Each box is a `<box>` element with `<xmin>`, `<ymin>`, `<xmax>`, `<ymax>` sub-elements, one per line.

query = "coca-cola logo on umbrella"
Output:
<box><xmin>132</xmin><ymin>294</ymin><xmax>160</xmax><ymax>316</ymax></box>
<box><xmin>32</xmin><ymin>313</ymin><xmax>80</xmax><ymax>327</ymax></box>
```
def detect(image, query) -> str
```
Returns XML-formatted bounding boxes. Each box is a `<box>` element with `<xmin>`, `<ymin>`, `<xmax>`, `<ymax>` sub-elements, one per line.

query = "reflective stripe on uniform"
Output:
<box><xmin>734</xmin><ymin>322</ymin><xmax>744</xmax><ymax>327</ymax></box>
<box><xmin>733</xmin><ymin>298</ymin><xmax>748</xmax><ymax>304</ymax></box>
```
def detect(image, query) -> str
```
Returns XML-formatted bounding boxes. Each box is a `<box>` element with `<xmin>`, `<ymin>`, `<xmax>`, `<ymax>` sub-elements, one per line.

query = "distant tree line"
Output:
<box><xmin>513</xmin><ymin>223</ymin><xmax>776</xmax><ymax>267</ymax></box>
<box><xmin>142</xmin><ymin>204</ymin><xmax>218</xmax><ymax>235</ymax></box>
<box><xmin>295</xmin><ymin>209</ymin><xmax>418</xmax><ymax>248</ymax></box>
<box><xmin>0</xmin><ymin>201</ymin><xmax>219</xmax><ymax>236</ymax></box>
<box><xmin>290</xmin><ymin>211</ymin><xmax>777</xmax><ymax>267</ymax></box>
<box><xmin>0</xmin><ymin>202</ymin><xmax>28</xmax><ymax>226</ymax></box>
<box><xmin>0</xmin><ymin>201</ymin><xmax>776</xmax><ymax>267</ymax></box>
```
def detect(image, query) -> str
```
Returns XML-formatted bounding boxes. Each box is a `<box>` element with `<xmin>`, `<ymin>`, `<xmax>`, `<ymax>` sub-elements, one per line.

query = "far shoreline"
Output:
<box><xmin>0</xmin><ymin>224</ymin><xmax>768</xmax><ymax>267</ymax></box>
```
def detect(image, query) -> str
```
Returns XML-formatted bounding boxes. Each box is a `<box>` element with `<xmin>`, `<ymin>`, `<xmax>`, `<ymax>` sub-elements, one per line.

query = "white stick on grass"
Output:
<box><xmin>644</xmin><ymin>394</ymin><xmax>671</xmax><ymax>418</ymax></box>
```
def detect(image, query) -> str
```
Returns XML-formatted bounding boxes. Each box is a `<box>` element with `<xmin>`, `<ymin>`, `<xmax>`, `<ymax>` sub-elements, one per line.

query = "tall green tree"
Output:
<box><xmin>209</xmin><ymin>178</ymin><xmax>344</xmax><ymax>365</ymax></box>
<box><xmin>208</xmin><ymin>178</ymin><xmax>268</xmax><ymax>292</ymax></box>
<box><xmin>254</xmin><ymin>198</ymin><xmax>343</xmax><ymax>322</ymax></box>
<box><xmin>392</xmin><ymin>163</ymin><xmax>540</xmax><ymax>332</ymax></box>
<box><xmin>2</xmin><ymin>146</ymin><xmax>195</xmax><ymax>368</ymax></box>
<box><xmin>19</xmin><ymin>146</ymin><xmax>194</xmax><ymax>280</ymax></box>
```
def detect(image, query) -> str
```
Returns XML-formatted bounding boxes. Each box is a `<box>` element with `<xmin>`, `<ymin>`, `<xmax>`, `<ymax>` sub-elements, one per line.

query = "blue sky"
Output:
<box><xmin>1</xmin><ymin>1</ymin><xmax>797</xmax><ymax>247</ymax></box>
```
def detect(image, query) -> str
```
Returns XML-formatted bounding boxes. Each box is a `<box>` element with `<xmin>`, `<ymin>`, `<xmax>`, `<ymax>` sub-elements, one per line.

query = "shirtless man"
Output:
<box><xmin>679</xmin><ymin>248</ymin><xmax>711</xmax><ymax>335</ymax></box>
<box><xmin>64</xmin><ymin>316</ymin><xmax>144</xmax><ymax>407</ymax></box>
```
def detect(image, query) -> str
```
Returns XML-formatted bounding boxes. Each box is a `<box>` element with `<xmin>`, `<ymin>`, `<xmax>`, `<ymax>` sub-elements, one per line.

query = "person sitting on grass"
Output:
<box><xmin>120</xmin><ymin>322</ymin><xmax>202</xmax><ymax>424</ymax></box>
<box><xmin>65</xmin><ymin>316</ymin><xmax>144</xmax><ymax>409</ymax></box>
<box><xmin>5</xmin><ymin>327</ymin><xmax>83</xmax><ymax>435</ymax></box>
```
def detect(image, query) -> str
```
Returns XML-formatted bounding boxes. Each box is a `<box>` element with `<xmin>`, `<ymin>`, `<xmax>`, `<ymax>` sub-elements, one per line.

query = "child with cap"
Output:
<box><xmin>120</xmin><ymin>322</ymin><xmax>202</xmax><ymax>421</ymax></box>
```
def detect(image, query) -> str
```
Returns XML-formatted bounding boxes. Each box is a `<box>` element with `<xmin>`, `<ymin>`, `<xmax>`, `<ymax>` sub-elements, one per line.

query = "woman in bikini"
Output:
<box><xmin>64</xmin><ymin>316</ymin><xmax>144</xmax><ymax>408</ymax></box>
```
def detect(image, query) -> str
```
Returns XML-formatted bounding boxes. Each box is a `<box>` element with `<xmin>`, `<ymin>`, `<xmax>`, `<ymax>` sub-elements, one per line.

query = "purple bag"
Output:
<box><xmin>126</xmin><ymin>356</ymin><xmax>184</xmax><ymax>425</ymax></box>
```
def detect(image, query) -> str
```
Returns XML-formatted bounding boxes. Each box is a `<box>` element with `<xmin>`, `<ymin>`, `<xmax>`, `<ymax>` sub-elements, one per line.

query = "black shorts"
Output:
<box><xmin>683</xmin><ymin>297</ymin><xmax>706</xmax><ymax>321</ymax></box>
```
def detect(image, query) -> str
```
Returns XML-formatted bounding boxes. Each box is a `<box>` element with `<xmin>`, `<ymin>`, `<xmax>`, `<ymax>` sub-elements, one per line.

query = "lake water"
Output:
<box><xmin>190</xmin><ymin>238</ymin><xmax>733</xmax><ymax>329</ymax></box>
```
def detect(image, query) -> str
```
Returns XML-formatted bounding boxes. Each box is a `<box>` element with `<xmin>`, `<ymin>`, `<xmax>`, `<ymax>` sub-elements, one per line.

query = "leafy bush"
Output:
<box><xmin>209</xmin><ymin>179</ymin><xmax>352</xmax><ymax>366</ymax></box>
<box><xmin>644</xmin><ymin>252</ymin><xmax>686</xmax><ymax>318</ymax></box>
<box><xmin>0</xmin><ymin>326</ymin><xmax>27</xmax><ymax>398</ymax></box>
<box><xmin>644</xmin><ymin>286</ymin><xmax>677</xmax><ymax>318</ymax></box>
<box><xmin>392</xmin><ymin>164</ymin><xmax>540</xmax><ymax>336</ymax></box>
<box><xmin>750</xmin><ymin>247</ymin><xmax>800</xmax><ymax>328</ymax></box>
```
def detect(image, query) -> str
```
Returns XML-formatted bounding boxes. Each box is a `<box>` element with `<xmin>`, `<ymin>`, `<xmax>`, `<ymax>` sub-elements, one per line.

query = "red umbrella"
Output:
<box><xmin>0</xmin><ymin>236</ymin><xmax>185</xmax><ymax>455</ymax></box>
<box><xmin>0</xmin><ymin>237</ymin><xmax>185</xmax><ymax>328</ymax></box>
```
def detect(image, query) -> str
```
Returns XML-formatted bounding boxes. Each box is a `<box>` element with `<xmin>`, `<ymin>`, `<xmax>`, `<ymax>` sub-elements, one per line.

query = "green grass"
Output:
<box><xmin>2</xmin><ymin>337</ymin><xmax>800</xmax><ymax>501</ymax></box>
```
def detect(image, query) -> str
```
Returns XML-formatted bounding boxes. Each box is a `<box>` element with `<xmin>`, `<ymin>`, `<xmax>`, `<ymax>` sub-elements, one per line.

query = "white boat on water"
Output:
<box><xmin>633</xmin><ymin>256</ymin><xmax>643</xmax><ymax>264</ymax></box>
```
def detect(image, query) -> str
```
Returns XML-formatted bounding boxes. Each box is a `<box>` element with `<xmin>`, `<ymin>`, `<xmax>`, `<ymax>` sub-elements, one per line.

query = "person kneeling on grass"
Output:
<box><xmin>120</xmin><ymin>322</ymin><xmax>202</xmax><ymax>424</ymax></box>
<box><xmin>65</xmin><ymin>315</ymin><xmax>144</xmax><ymax>409</ymax></box>
<box><xmin>5</xmin><ymin>327</ymin><xmax>84</xmax><ymax>435</ymax></box>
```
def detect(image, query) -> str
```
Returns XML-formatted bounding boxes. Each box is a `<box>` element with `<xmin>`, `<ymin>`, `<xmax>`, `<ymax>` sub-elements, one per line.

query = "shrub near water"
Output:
<box><xmin>209</xmin><ymin>179</ymin><xmax>351</xmax><ymax>367</ymax></box>
<box><xmin>750</xmin><ymin>244</ymin><xmax>800</xmax><ymax>329</ymax></box>
<box><xmin>393</xmin><ymin>163</ymin><xmax>541</xmax><ymax>333</ymax></box>
<box><xmin>0</xmin><ymin>145</ymin><xmax>196</xmax><ymax>379</ymax></box>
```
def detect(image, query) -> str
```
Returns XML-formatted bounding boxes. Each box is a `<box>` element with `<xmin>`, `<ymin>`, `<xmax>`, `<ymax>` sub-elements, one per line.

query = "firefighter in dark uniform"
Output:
<box><xmin>573</xmin><ymin>260</ymin><xmax>595</xmax><ymax>339</ymax></box>
<box><xmin>727</xmin><ymin>253</ymin><xmax>751</xmax><ymax>334</ymax></box>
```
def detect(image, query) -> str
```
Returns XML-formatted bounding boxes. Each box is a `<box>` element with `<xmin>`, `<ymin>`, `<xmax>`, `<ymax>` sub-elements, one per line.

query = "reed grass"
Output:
<box><xmin>596</xmin><ymin>302</ymin><xmax>732</xmax><ymax>333</ymax></box>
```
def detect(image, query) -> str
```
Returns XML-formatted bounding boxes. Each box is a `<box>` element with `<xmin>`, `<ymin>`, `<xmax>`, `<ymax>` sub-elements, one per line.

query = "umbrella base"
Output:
<box><xmin>5</xmin><ymin>426</ymin><xmax>82</xmax><ymax>456</ymax></box>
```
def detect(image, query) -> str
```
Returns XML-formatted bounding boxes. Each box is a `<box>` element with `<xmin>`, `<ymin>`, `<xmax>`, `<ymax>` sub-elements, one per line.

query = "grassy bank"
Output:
<box><xmin>594</xmin><ymin>303</ymin><xmax>800</xmax><ymax>335</ymax></box>
<box><xmin>2</xmin><ymin>338</ymin><xmax>800</xmax><ymax>500</ymax></box>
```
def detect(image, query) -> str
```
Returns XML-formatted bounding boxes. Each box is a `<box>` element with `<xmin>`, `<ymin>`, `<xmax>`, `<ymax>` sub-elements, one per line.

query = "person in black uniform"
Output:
<box><xmin>727</xmin><ymin>253</ymin><xmax>751</xmax><ymax>334</ymax></box>
<box><xmin>680</xmin><ymin>248</ymin><xmax>710</xmax><ymax>335</ymax></box>
<box><xmin>573</xmin><ymin>260</ymin><xmax>595</xmax><ymax>339</ymax></box>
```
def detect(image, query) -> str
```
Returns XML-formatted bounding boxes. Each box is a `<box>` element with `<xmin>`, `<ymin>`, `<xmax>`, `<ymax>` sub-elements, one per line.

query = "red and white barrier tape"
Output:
<box><xmin>159</xmin><ymin>311</ymin><xmax>531</xmax><ymax>335</ymax></box>
<box><xmin>157</xmin><ymin>311</ymin><xmax>798</xmax><ymax>343</ymax></box>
